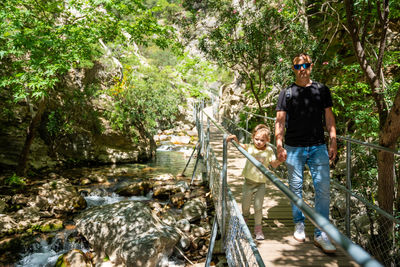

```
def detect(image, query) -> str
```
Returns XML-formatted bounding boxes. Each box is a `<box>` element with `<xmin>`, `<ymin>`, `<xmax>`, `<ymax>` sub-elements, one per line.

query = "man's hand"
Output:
<box><xmin>329</xmin><ymin>138</ymin><xmax>337</xmax><ymax>161</ymax></box>
<box><xmin>277</xmin><ymin>146</ymin><xmax>287</xmax><ymax>162</ymax></box>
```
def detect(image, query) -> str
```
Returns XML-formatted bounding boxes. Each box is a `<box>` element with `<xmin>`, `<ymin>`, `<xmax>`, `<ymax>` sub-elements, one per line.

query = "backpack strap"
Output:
<box><xmin>285</xmin><ymin>84</ymin><xmax>294</xmax><ymax>109</ymax></box>
<box><xmin>284</xmin><ymin>85</ymin><xmax>294</xmax><ymax>128</ymax></box>
<box><xmin>285</xmin><ymin>85</ymin><xmax>292</xmax><ymax>100</ymax></box>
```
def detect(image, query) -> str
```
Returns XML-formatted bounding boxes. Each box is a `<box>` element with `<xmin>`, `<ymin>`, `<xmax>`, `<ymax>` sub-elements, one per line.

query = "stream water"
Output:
<box><xmin>15</xmin><ymin>144</ymin><xmax>197</xmax><ymax>267</ymax></box>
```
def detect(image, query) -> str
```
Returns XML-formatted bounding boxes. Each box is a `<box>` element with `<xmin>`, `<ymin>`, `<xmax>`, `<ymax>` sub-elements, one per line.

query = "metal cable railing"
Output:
<box><xmin>229</xmin><ymin>110</ymin><xmax>400</xmax><ymax>267</ymax></box>
<box><xmin>201</xmin><ymin>104</ymin><xmax>383</xmax><ymax>267</ymax></box>
<box><xmin>197</xmin><ymin>104</ymin><xmax>265</xmax><ymax>267</ymax></box>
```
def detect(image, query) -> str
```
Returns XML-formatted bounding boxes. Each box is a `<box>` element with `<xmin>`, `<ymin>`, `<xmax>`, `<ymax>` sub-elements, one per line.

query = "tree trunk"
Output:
<box><xmin>378</xmin><ymin>89</ymin><xmax>400</xmax><ymax>218</ymax></box>
<box><xmin>396</xmin><ymin>163</ymin><xmax>400</xmax><ymax>213</ymax></box>
<box><xmin>297</xmin><ymin>0</ymin><xmax>309</xmax><ymax>31</ymax></box>
<box><xmin>16</xmin><ymin>99</ymin><xmax>46</xmax><ymax>177</ymax></box>
<box><xmin>344</xmin><ymin>0</ymin><xmax>397</xmax><ymax>261</ymax></box>
<box><xmin>247</xmin><ymin>75</ymin><xmax>263</xmax><ymax>113</ymax></box>
<box><xmin>377</xmin><ymin>149</ymin><xmax>394</xmax><ymax>225</ymax></box>
<box><xmin>136</xmin><ymin>120</ymin><xmax>156</xmax><ymax>159</ymax></box>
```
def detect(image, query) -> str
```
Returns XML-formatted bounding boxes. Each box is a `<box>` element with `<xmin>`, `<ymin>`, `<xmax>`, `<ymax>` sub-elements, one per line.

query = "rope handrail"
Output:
<box><xmin>202</xmin><ymin>109</ymin><xmax>383</xmax><ymax>267</ymax></box>
<box><xmin>239</xmin><ymin>110</ymin><xmax>400</xmax><ymax>156</ymax></box>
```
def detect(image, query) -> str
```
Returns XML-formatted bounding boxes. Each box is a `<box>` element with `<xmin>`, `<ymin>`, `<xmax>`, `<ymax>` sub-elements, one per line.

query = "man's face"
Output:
<box><xmin>292</xmin><ymin>56</ymin><xmax>313</xmax><ymax>80</ymax></box>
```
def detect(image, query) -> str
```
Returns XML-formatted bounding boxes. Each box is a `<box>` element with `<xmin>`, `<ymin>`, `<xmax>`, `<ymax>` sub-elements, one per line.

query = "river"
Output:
<box><xmin>15</xmin><ymin>144</ymin><xmax>197</xmax><ymax>267</ymax></box>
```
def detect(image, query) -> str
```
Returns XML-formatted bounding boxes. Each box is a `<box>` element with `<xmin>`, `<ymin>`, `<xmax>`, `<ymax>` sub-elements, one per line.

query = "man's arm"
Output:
<box><xmin>325</xmin><ymin>107</ymin><xmax>337</xmax><ymax>160</ymax></box>
<box><xmin>275</xmin><ymin>111</ymin><xmax>287</xmax><ymax>162</ymax></box>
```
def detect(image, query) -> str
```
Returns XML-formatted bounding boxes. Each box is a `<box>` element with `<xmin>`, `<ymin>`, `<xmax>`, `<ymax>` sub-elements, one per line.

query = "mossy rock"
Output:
<box><xmin>55</xmin><ymin>249</ymin><xmax>92</xmax><ymax>267</ymax></box>
<box><xmin>35</xmin><ymin>219</ymin><xmax>64</xmax><ymax>233</ymax></box>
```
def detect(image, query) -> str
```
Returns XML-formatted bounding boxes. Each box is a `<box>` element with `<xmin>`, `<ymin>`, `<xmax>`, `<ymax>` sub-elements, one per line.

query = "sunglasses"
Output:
<box><xmin>293</xmin><ymin>63</ymin><xmax>311</xmax><ymax>70</ymax></box>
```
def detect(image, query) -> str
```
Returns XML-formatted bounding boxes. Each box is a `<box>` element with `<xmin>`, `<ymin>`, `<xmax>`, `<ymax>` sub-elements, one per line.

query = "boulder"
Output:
<box><xmin>115</xmin><ymin>180</ymin><xmax>152</xmax><ymax>196</ymax></box>
<box><xmin>55</xmin><ymin>249</ymin><xmax>92</xmax><ymax>267</ymax></box>
<box><xmin>32</xmin><ymin>178</ymin><xmax>87</xmax><ymax>214</ymax></box>
<box><xmin>181</xmin><ymin>197</ymin><xmax>207</xmax><ymax>222</ymax></box>
<box><xmin>75</xmin><ymin>201</ymin><xmax>180</xmax><ymax>267</ymax></box>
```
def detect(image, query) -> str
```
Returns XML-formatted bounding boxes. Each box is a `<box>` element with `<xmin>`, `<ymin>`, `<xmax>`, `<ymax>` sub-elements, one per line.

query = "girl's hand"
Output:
<box><xmin>226</xmin><ymin>135</ymin><xmax>238</xmax><ymax>143</ymax></box>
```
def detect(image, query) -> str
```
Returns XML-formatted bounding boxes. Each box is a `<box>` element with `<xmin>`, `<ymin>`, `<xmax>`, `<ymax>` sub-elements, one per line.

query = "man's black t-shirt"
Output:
<box><xmin>276</xmin><ymin>81</ymin><xmax>333</xmax><ymax>147</ymax></box>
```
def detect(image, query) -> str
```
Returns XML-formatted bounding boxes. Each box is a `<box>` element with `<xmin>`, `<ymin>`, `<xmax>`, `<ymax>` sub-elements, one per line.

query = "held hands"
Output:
<box><xmin>277</xmin><ymin>146</ymin><xmax>287</xmax><ymax>162</ymax></box>
<box><xmin>329</xmin><ymin>138</ymin><xmax>337</xmax><ymax>161</ymax></box>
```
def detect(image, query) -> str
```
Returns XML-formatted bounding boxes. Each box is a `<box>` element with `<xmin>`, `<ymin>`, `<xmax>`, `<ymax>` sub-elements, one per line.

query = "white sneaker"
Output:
<box><xmin>254</xmin><ymin>225</ymin><xmax>264</xmax><ymax>240</ymax></box>
<box><xmin>293</xmin><ymin>222</ymin><xmax>305</xmax><ymax>242</ymax></box>
<box><xmin>314</xmin><ymin>232</ymin><xmax>336</xmax><ymax>253</ymax></box>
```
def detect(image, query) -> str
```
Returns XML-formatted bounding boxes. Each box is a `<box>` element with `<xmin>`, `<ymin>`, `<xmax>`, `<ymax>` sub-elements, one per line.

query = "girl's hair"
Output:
<box><xmin>252</xmin><ymin>124</ymin><xmax>270</xmax><ymax>140</ymax></box>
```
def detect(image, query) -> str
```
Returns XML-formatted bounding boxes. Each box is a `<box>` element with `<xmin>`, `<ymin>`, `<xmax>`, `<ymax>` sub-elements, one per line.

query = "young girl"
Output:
<box><xmin>227</xmin><ymin>124</ymin><xmax>282</xmax><ymax>240</ymax></box>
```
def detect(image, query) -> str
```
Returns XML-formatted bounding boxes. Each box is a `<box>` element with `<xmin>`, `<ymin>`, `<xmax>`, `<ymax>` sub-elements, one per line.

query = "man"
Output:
<box><xmin>275</xmin><ymin>53</ymin><xmax>337</xmax><ymax>253</ymax></box>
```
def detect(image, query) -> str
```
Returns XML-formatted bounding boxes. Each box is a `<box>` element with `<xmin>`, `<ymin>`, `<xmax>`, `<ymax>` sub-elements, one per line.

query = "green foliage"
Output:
<box><xmin>0</xmin><ymin>0</ymin><xmax>175</xmax><ymax>102</ymax></box>
<box><xmin>330</xmin><ymin>63</ymin><xmax>379</xmax><ymax>139</ymax></box>
<box><xmin>175</xmin><ymin>53</ymin><xmax>230</xmax><ymax>97</ymax></box>
<box><xmin>106</xmin><ymin>64</ymin><xmax>184</xmax><ymax>140</ymax></box>
<box><xmin>105</xmin><ymin>45</ymin><xmax>225</xmax><ymax>141</ymax></box>
<box><xmin>191</xmin><ymin>0</ymin><xmax>315</xmax><ymax>111</ymax></box>
<box><xmin>46</xmin><ymin>110</ymin><xmax>74</xmax><ymax>137</ymax></box>
<box><xmin>4</xmin><ymin>173</ymin><xmax>26</xmax><ymax>187</ymax></box>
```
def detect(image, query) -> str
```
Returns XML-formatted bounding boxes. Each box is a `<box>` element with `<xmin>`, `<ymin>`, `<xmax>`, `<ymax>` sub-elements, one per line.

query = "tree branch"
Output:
<box><xmin>375</xmin><ymin>0</ymin><xmax>389</xmax><ymax>75</ymax></box>
<box><xmin>344</xmin><ymin>0</ymin><xmax>387</xmax><ymax>126</ymax></box>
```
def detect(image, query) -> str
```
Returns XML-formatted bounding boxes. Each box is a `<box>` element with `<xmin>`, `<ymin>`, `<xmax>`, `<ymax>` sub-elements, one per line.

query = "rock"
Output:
<box><xmin>115</xmin><ymin>180</ymin><xmax>152</xmax><ymax>196</ymax></box>
<box><xmin>75</xmin><ymin>201</ymin><xmax>180</xmax><ymax>267</ymax></box>
<box><xmin>55</xmin><ymin>249</ymin><xmax>92</xmax><ymax>267</ymax></box>
<box><xmin>163</xmin><ymin>129</ymin><xmax>174</xmax><ymax>135</ymax></box>
<box><xmin>191</xmin><ymin>225</ymin><xmax>209</xmax><ymax>237</ymax></box>
<box><xmin>160</xmin><ymin>210</ymin><xmax>177</xmax><ymax>226</ymax></box>
<box><xmin>178</xmin><ymin>235</ymin><xmax>191</xmax><ymax>251</ymax></box>
<box><xmin>170</xmin><ymin>136</ymin><xmax>191</xmax><ymax>145</ymax></box>
<box><xmin>170</xmin><ymin>192</ymin><xmax>186</xmax><ymax>208</ymax></box>
<box><xmin>38</xmin><ymin>219</ymin><xmax>64</xmax><ymax>233</ymax></box>
<box><xmin>186</xmin><ymin>129</ymin><xmax>198</xmax><ymax>137</ymax></box>
<box><xmin>175</xmin><ymin>181</ymin><xmax>190</xmax><ymax>193</ymax></box>
<box><xmin>152</xmin><ymin>173</ymin><xmax>175</xmax><ymax>182</ymax></box>
<box><xmin>87</xmin><ymin>173</ymin><xmax>108</xmax><ymax>183</ymax></box>
<box><xmin>176</xmin><ymin>219</ymin><xmax>191</xmax><ymax>232</ymax></box>
<box><xmin>0</xmin><ymin>199</ymin><xmax>6</xmax><ymax>213</ymax></box>
<box><xmin>153</xmin><ymin>184</ymin><xmax>177</xmax><ymax>199</ymax></box>
<box><xmin>32</xmin><ymin>178</ymin><xmax>87</xmax><ymax>214</ymax></box>
<box><xmin>0</xmin><ymin>214</ymin><xmax>18</xmax><ymax>237</ymax></box>
<box><xmin>80</xmin><ymin>178</ymin><xmax>92</xmax><ymax>185</ymax></box>
<box><xmin>181</xmin><ymin>197</ymin><xmax>207</xmax><ymax>222</ymax></box>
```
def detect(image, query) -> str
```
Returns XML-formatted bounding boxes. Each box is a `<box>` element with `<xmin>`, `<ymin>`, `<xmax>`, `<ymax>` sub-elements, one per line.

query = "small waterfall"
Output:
<box><xmin>16</xmin><ymin>230</ymin><xmax>89</xmax><ymax>267</ymax></box>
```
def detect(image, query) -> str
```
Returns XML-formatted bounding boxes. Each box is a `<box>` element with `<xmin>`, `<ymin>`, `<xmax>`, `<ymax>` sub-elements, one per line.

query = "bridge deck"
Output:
<box><xmin>206</xmin><ymin>116</ymin><xmax>358</xmax><ymax>267</ymax></box>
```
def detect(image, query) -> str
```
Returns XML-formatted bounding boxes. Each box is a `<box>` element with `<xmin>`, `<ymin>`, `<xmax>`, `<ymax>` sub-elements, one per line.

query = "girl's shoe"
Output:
<box><xmin>254</xmin><ymin>225</ymin><xmax>264</xmax><ymax>240</ymax></box>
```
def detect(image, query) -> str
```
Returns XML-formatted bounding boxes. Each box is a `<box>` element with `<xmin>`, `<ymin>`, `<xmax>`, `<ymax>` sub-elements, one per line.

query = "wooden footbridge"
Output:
<box><xmin>207</xmin><ymin>117</ymin><xmax>357</xmax><ymax>266</ymax></box>
<box><xmin>196</xmin><ymin>105</ymin><xmax>386</xmax><ymax>267</ymax></box>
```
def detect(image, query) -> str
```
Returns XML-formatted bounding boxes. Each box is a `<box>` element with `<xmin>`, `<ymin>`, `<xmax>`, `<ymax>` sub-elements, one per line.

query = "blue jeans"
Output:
<box><xmin>285</xmin><ymin>144</ymin><xmax>330</xmax><ymax>237</ymax></box>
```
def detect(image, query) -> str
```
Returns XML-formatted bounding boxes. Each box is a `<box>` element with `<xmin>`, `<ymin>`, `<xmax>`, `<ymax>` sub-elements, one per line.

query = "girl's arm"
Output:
<box><xmin>270</xmin><ymin>159</ymin><xmax>283</xmax><ymax>169</ymax></box>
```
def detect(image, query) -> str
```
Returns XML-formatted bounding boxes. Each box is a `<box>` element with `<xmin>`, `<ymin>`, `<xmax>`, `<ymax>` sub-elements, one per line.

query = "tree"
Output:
<box><xmin>343</xmin><ymin>0</ymin><xmax>399</xmax><ymax>261</ymax></box>
<box><xmin>193</xmin><ymin>0</ymin><xmax>312</xmax><ymax>115</ymax></box>
<box><xmin>0</xmin><ymin>0</ymin><xmax>175</xmax><ymax>176</ymax></box>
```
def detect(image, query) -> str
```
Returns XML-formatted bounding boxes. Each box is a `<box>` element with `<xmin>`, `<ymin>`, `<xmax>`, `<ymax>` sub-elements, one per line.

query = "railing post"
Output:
<box><xmin>201</xmin><ymin>100</ymin><xmax>205</xmax><ymax>155</ymax></box>
<box><xmin>206</xmin><ymin>118</ymin><xmax>211</xmax><ymax>176</ymax></box>
<box><xmin>245</xmin><ymin>113</ymin><xmax>249</xmax><ymax>143</ymax></box>
<box><xmin>205</xmin><ymin>217</ymin><xmax>218</xmax><ymax>266</ymax></box>
<box><xmin>221</xmin><ymin>134</ymin><xmax>228</xmax><ymax>246</ymax></box>
<box><xmin>346</xmin><ymin>138</ymin><xmax>352</xmax><ymax>237</ymax></box>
